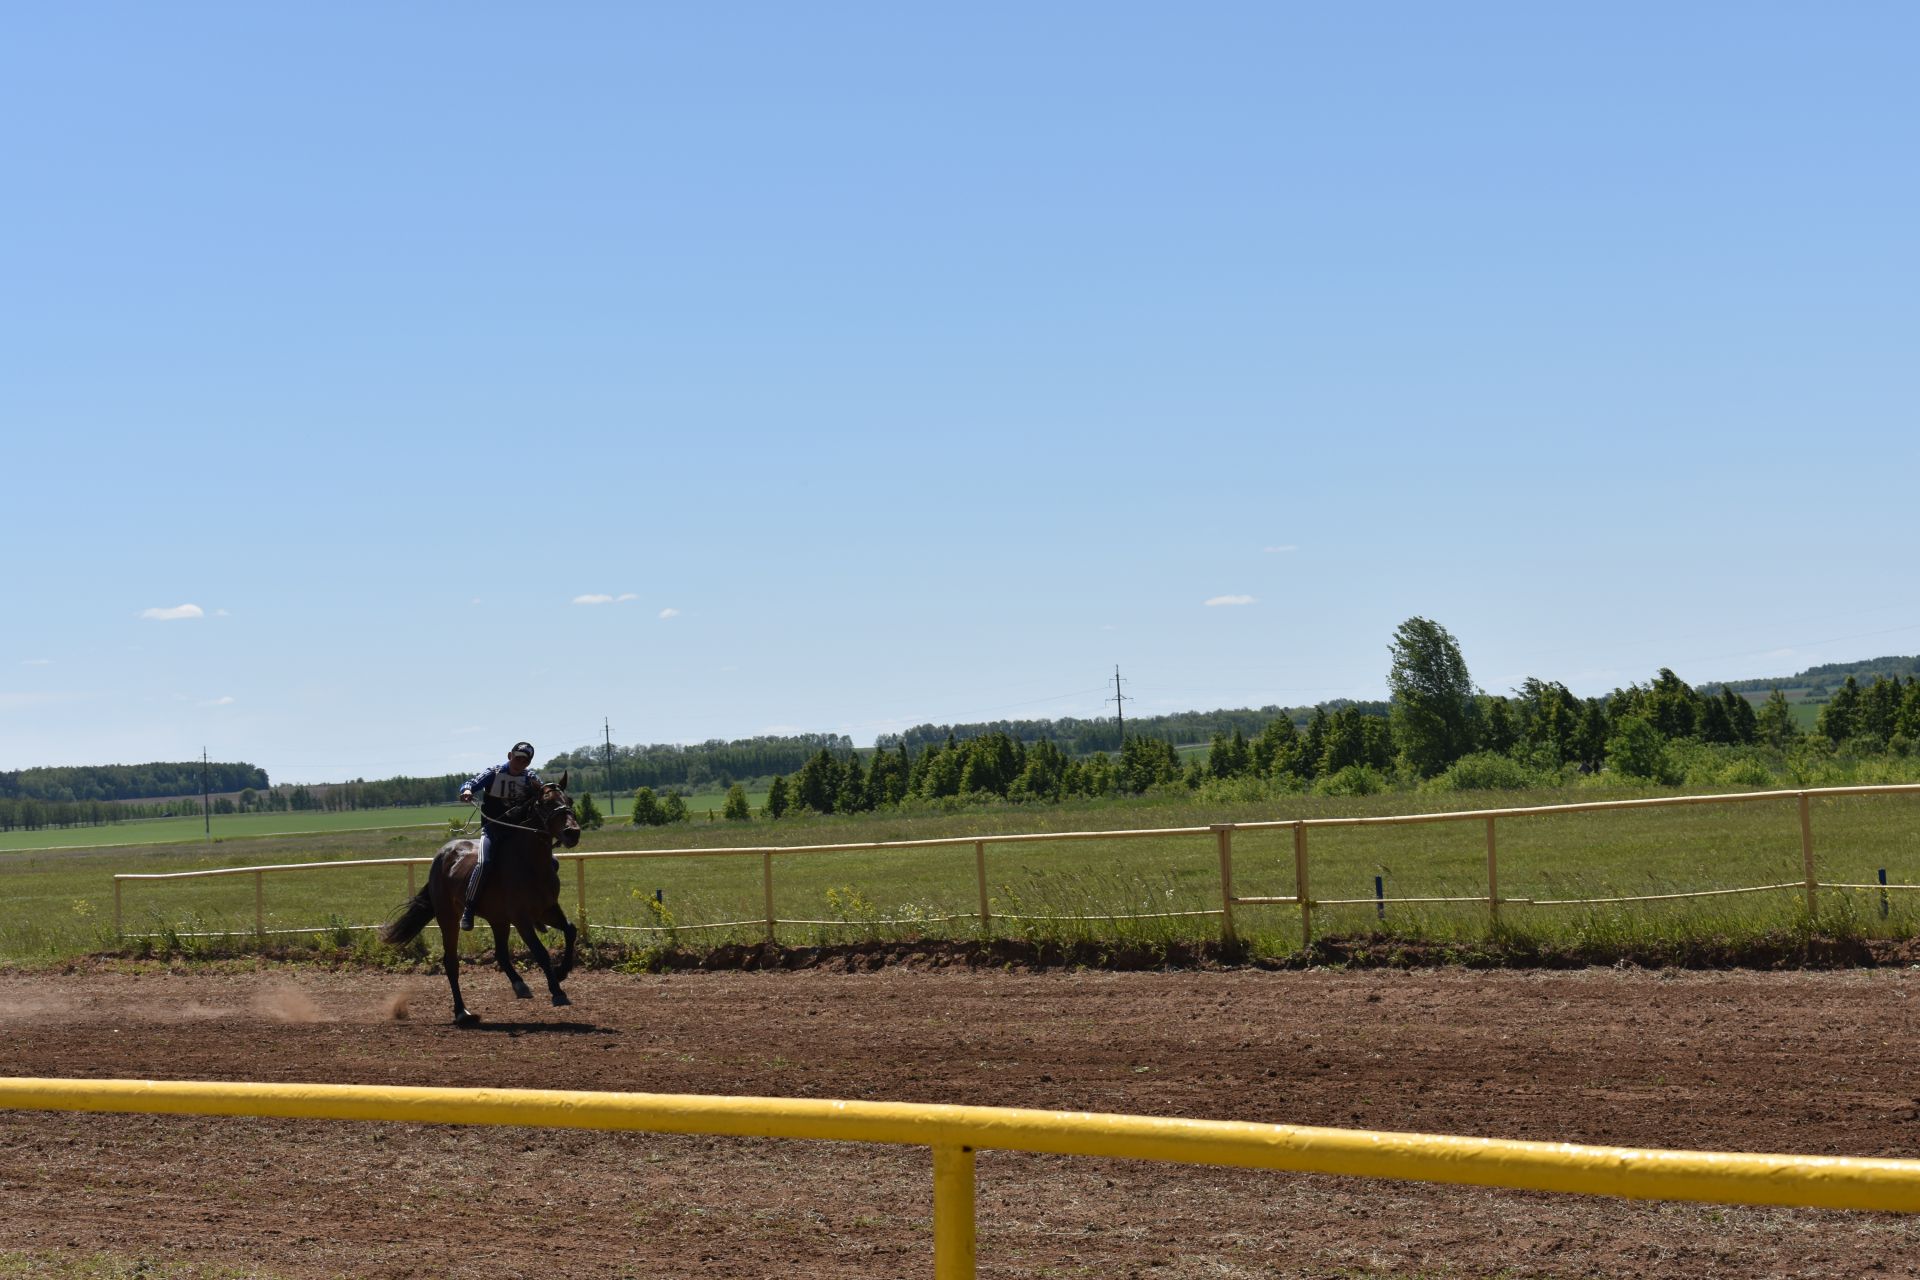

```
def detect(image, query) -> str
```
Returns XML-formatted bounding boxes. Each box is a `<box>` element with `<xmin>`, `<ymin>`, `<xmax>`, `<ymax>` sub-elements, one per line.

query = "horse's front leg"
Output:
<box><xmin>441</xmin><ymin>920</ymin><xmax>478</xmax><ymax>1027</ymax></box>
<box><xmin>542</xmin><ymin>905</ymin><xmax>578</xmax><ymax>983</ymax></box>
<box><xmin>516</xmin><ymin>920</ymin><xmax>570</xmax><ymax>1007</ymax></box>
<box><xmin>493</xmin><ymin>921</ymin><xmax>532</xmax><ymax>999</ymax></box>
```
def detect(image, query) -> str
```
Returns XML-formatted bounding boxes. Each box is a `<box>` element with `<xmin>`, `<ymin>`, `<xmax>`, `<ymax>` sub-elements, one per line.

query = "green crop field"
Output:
<box><xmin>5</xmin><ymin>781</ymin><xmax>1919</xmax><ymax>965</ymax></box>
<box><xmin>0</xmin><ymin>806</ymin><xmax>474</xmax><ymax>852</ymax></box>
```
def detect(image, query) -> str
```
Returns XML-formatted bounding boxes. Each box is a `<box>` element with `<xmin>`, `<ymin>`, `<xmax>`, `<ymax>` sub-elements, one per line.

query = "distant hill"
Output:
<box><xmin>1712</xmin><ymin>655</ymin><xmax>1920</xmax><ymax>697</ymax></box>
<box><xmin>0</xmin><ymin>761</ymin><xmax>269</xmax><ymax>805</ymax></box>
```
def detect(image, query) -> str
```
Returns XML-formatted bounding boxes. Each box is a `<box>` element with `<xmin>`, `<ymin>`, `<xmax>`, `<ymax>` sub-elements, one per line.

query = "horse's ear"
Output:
<box><xmin>557</xmin><ymin>770</ymin><xmax>569</xmax><ymax>791</ymax></box>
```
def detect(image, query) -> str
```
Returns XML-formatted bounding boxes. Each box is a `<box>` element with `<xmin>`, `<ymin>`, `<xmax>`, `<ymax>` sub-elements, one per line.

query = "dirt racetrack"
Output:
<box><xmin>6</xmin><ymin>963</ymin><xmax>1920</xmax><ymax>1279</ymax></box>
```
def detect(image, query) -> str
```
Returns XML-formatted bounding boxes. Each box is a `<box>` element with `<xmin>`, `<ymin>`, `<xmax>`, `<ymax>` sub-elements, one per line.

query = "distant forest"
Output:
<box><xmin>7</xmin><ymin>650</ymin><xmax>1917</xmax><ymax>833</ymax></box>
<box><xmin>1</xmin><ymin>762</ymin><xmax>267</xmax><ymax>805</ymax></box>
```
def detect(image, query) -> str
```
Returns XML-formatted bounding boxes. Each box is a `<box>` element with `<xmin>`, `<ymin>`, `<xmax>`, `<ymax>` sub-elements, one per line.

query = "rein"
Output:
<box><xmin>481</xmin><ymin>787</ymin><xmax>573</xmax><ymax>837</ymax></box>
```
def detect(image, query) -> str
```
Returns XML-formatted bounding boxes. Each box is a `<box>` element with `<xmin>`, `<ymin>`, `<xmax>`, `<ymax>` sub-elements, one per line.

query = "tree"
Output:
<box><xmin>630</xmin><ymin>787</ymin><xmax>663</xmax><ymax>827</ymax></box>
<box><xmin>1387</xmin><ymin>617</ymin><xmax>1477</xmax><ymax>777</ymax></box>
<box><xmin>660</xmin><ymin>791</ymin><xmax>689</xmax><ymax>824</ymax></box>
<box><xmin>1818</xmin><ymin>676</ymin><xmax>1862</xmax><ymax>745</ymax></box>
<box><xmin>1757</xmin><ymin>688</ymin><xmax>1798</xmax><ymax>748</ymax></box>
<box><xmin>1606</xmin><ymin>715</ymin><xmax>1672</xmax><ymax>782</ymax></box>
<box><xmin>577</xmin><ymin>792</ymin><xmax>605</xmax><ymax>829</ymax></box>
<box><xmin>763</xmin><ymin>775</ymin><xmax>790</xmax><ymax>819</ymax></box>
<box><xmin>722</xmin><ymin>783</ymin><xmax>751</xmax><ymax>821</ymax></box>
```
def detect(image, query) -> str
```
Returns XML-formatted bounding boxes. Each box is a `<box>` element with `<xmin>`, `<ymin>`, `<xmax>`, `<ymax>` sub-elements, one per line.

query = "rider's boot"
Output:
<box><xmin>462</xmin><ymin>862</ymin><xmax>485</xmax><ymax>931</ymax></box>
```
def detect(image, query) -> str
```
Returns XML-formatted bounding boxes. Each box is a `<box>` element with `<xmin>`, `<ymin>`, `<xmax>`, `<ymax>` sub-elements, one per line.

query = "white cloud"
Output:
<box><xmin>205</xmin><ymin>695</ymin><xmax>235</xmax><ymax>706</ymax></box>
<box><xmin>214</xmin><ymin>608</ymin><xmax>230</xmax><ymax>617</ymax></box>
<box><xmin>140</xmin><ymin>603</ymin><xmax>204</xmax><ymax>621</ymax></box>
<box><xmin>21</xmin><ymin>658</ymin><xmax>51</xmax><ymax>666</ymax></box>
<box><xmin>1205</xmin><ymin>595</ymin><xmax>1256</xmax><ymax>607</ymax></box>
<box><xmin>572</xmin><ymin>594</ymin><xmax>614</xmax><ymax>605</ymax></box>
<box><xmin>616</xmin><ymin>593</ymin><xmax>638</xmax><ymax>602</ymax></box>
<box><xmin>659</xmin><ymin>607</ymin><xmax>680</xmax><ymax>619</ymax></box>
<box><xmin>1262</xmin><ymin>545</ymin><xmax>1299</xmax><ymax>554</ymax></box>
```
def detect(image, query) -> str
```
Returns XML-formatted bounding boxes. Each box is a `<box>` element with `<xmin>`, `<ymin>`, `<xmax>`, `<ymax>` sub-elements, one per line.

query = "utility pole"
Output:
<box><xmin>603</xmin><ymin>718</ymin><xmax>615</xmax><ymax>801</ymax></box>
<box><xmin>1108</xmin><ymin>665</ymin><xmax>1130</xmax><ymax>748</ymax></box>
<box><xmin>201</xmin><ymin>746</ymin><xmax>211</xmax><ymax>840</ymax></box>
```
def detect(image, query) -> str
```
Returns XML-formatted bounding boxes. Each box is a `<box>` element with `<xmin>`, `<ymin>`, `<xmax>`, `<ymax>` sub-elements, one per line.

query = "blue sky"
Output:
<box><xmin>4</xmin><ymin>4</ymin><xmax>1916</xmax><ymax>783</ymax></box>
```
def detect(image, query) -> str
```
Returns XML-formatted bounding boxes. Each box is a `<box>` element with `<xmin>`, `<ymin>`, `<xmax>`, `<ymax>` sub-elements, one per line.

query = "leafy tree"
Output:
<box><xmin>1387</xmin><ymin>617</ymin><xmax>1477</xmax><ymax>777</ymax></box>
<box><xmin>764</xmin><ymin>774</ymin><xmax>789</xmax><ymax>819</ymax></box>
<box><xmin>661</xmin><ymin>791</ymin><xmax>688</xmax><ymax>824</ymax></box>
<box><xmin>792</xmin><ymin>749</ymin><xmax>842</xmax><ymax>814</ymax></box>
<box><xmin>1722</xmin><ymin>687</ymin><xmax>1758</xmax><ymax>745</ymax></box>
<box><xmin>1479</xmin><ymin>697</ymin><xmax>1518</xmax><ymax>756</ymax></box>
<box><xmin>1756</xmin><ymin>689</ymin><xmax>1799</xmax><ymax>748</ymax></box>
<box><xmin>722</xmin><ymin>783</ymin><xmax>751</xmax><ymax>821</ymax></box>
<box><xmin>836</xmin><ymin>751</ymin><xmax>871</xmax><ymax>813</ymax></box>
<box><xmin>1818</xmin><ymin>676</ymin><xmax>1862</xmax><ymax>745</ymax></box>
<box><xmin>1860</xmin><ymin>677</ymin><xmax>1901</xmax><ymax>748</ymax></box>
<box><xmin>630</xmin><ymin>788</ymin><xmax>663</xmax><ymax>827</ymax></box>
<box><xmin>577</xmin><ymin>792</ymin><xmax>605</xmax><ymax>829</ymax></box>
<box><xmin>1606</xmin><ymin>715</ymin><xmax>1672</xmax><ymax>782</ymax></box>
<box><xmin>1644</xmin><ymin>669</ymin><xmax>1701</xmax><ymax>740</ymax></box>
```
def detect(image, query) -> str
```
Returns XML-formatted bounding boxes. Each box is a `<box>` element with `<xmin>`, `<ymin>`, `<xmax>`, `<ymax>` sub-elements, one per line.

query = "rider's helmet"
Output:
<box><xmin>509</xmin><ymin>741</ymin><xmax>535</xmax><ymax>762</ymax></box>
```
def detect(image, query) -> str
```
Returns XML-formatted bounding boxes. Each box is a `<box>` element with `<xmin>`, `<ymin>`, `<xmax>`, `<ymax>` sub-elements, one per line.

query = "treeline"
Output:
<box><xmin>0</xmin><ymin>761</ymin><xmax>268</xmax><ymax>804</ymax></box>
<box><xmin>757</xmin><ymin>706</ymin><xmax>1399</xmax><ymax>819</ymax></box>
<box><xmin>0</xmin><ymin>774</ymin><xmax>471</xmax><ymax>833</ymax></box>
<box><xmin>1714</xmin><ymin>654</ymin><xmax>1920</xmax><ymax>696</ymax></box>
<box><xmin>546</xmin><ymin>733</ymin><xmax>854</xmax><ymax>792</ymax></box>
<box><xmin>876</xmin><ymin>701</ymin><xmax>1390</xmax><ymax>756</ymax></box>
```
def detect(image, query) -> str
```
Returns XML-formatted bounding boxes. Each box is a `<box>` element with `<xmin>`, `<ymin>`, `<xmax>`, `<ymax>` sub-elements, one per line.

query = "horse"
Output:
<box><xmin>380</xmin><ymin>771</ymin><xmax>582</xmax><ymax>1026</ymax></box>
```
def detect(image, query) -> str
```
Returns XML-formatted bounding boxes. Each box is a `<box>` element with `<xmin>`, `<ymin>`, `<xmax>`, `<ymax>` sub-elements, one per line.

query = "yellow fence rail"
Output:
<box><xmin>4</xmin><ymin>1076</ymin><xmax>1918</xmax><ymax>1278</ymax></box>
<box><xmin>112</xmin><ymin>783</ymin><xmax>1920</xmax><ymax>947</ymax></box>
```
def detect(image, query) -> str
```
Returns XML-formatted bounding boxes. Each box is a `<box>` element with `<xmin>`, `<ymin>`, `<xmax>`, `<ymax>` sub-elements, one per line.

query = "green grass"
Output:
<box><xmin>0</xmin><ymin>805</ymin><xmax>472</xmax><ymax>851</ymax></box>
<box><xmin>6</xmin><ymin>780</ymin><xmax>1919</xmax><ymax>965</ymax></box>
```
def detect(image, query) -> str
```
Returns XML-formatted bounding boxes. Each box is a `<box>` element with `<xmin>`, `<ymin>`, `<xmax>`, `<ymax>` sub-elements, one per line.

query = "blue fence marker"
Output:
<box><xmin>1375</xmin><ymin>875</ymin><xmax>1385</xmax><ymax>921</ymax></box>
<box><xmin>1880</xmin><ymin>868</ymin><xmax>1889</xmax><ymax>920</ymax></box>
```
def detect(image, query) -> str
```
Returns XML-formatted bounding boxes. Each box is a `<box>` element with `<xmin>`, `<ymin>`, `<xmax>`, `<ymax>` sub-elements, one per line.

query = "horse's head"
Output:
<box><xmin>540</xmin><ymin>771</ymin><xmax>581</xmax><ymax>849</ymax></box>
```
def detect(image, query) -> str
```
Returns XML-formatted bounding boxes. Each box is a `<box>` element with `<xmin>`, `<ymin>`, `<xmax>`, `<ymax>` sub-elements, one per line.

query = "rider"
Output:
<box><xmin>457</xmin><ymin>741</ymin><xmax>542</xmax><ymax>931</ymax></box>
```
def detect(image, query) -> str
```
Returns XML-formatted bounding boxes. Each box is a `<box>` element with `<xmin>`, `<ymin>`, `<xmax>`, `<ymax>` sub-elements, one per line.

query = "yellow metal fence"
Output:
<box><xmin>4</xmin><ymin>1076</ymin><xmax>1918</xmax><ymax>1278</ymax></box>
<box><xmin>112</xmin><ymin>783</ymin><xmax>1920</xmax><ymax>946</ymax></box>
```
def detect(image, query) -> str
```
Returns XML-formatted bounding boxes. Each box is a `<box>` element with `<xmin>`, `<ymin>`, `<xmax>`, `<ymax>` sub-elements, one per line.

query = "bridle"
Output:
<box><xmin>490</xmin><ymin>784</ymin><xmax>578</xmax><ymax>840</ymax></box>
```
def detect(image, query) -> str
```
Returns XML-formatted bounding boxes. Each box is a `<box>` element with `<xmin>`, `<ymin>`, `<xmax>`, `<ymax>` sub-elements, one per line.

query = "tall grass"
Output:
<box><xmin>5</xmin><ymin>780</ymin><xmax>1917</xmax><ymax>964</ymax></box>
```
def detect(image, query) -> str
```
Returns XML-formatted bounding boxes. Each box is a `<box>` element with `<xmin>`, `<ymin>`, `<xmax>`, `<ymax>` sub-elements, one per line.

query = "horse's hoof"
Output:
<box><xmin>455</xmin><ymin>1010</ymin><xmax>481</xmax><ymax>1028</ymax></box>
<box><xmin>550</xmin><ymin>990</ymin><xmax>571</xmax><ymax>1008</ymax></box>
<box><xmin>512</xmin><ymin>985</ymin><xmax>533</xmax><ymax>1000</ymax></box>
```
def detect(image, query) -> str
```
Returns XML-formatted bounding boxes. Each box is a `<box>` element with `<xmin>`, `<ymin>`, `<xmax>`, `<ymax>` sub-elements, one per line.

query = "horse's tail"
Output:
<box><xmin>379</xmin><ymin>881</ymin><xmax>436</xmax><ymax>946</ymax></box>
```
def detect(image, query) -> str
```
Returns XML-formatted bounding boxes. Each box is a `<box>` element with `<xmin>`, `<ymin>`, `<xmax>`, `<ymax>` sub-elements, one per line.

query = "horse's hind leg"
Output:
<box><xmin>494</xmin><ymin>921</ymin><xmax>532</xmax><ymax>999</ymax></box>
<box><xmin>516</xmin><ymin>921</ymin><xmax>570</xmax><ymax>1008</ymax></box>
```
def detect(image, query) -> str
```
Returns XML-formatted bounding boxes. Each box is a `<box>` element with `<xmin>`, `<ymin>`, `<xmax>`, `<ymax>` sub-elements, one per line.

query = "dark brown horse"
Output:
<box><xmin>380</xmin><ymin>772</ymin><xmax>581</xmax><ymax>1025</ymax></box>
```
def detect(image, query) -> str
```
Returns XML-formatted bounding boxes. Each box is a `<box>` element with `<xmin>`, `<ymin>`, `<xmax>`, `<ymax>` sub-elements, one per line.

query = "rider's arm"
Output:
<box><xmin>461</xmin><ymin>766</ymin><xmax>494</xmax><ymax>802</ymax></box>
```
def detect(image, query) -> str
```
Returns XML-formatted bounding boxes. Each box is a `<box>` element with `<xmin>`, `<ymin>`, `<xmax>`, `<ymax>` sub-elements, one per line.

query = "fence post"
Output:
<box><xmin>1799</xmin><ymin>792</ymin><xmax>1816</xmax><ymax>921</ymax></box>
<box><xmin>576</xmin><ymin>858</ymin><xmax>587</xmax><ymax>922</ymax></box>
<box><xmin>974</xmin><ymin>841</ymin><xmax>990</xmax><ymax>931</ymax></box>
<box><xmin>762</xmin><ymin>851</ymin><xmax>776</xmax><ymax>944</ymax></box>
<box><xmin>1293</xmin><ymin>822</ymin><xmax>1312</xmax><ymax>951</ymax></box>
<box><xmin>407</xmin><ymin>861</ymin><xmax>416</xmax><ymax>898</ymax></box>
<box><xmin>932</xmin><ymin>1144</ymin><xmax>978</xmax><ymax>1280</ymax></box>
<box><xmin>1214</xmin><ymin>825</ymin><xmax>1237</xmax><ymax>945</ymax></box>
<box><xmin>254</xmin><ymin>871</ymin><xmax>265</xmax><ymax>937</ymax></box>
<box><xmin>113</xmin><ymin>878</ymin><xmax>123</xmax><ymax>937</ymax></box>
<box><xmin>1485</xmin><ymin>816</ymin><xmax>1500</xmax><ymax>928</ymax></box>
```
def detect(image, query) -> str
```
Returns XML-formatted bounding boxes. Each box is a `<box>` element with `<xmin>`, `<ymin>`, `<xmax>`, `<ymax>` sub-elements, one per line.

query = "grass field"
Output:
<box><xmin>0</xmin><ymin>786</ymin><xmax>772</xmax><ymax>854</ymax></box>
<box><xmin>6</xmin><ymin>780</ymin><xmax>1919</xmax><ymax>965</ymax></box>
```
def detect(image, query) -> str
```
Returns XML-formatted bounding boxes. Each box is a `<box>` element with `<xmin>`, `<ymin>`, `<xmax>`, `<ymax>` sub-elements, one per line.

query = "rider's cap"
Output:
<box><xmin>510</xmin><ymin>741</ymin><xmax>535</xmax><ymax>759</ymax></box>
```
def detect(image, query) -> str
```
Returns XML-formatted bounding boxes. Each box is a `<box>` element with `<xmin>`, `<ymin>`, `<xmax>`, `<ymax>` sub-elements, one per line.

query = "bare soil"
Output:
<box><xmin>5</xmin><ymin>962</ymin><xmax>1920</xmax><ymax>1278</ymax></box>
